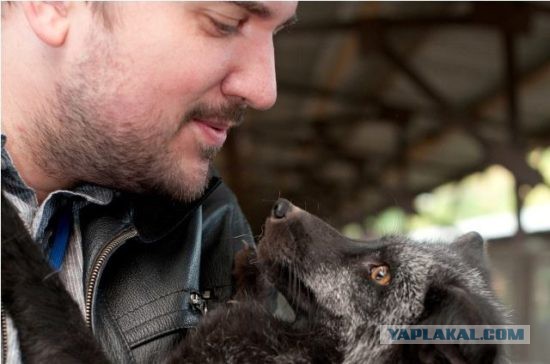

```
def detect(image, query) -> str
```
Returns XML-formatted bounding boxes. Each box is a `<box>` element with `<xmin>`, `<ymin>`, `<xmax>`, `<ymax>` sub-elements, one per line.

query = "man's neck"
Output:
<box><xmin>3</xmin><ymin>122</ymin><xmax>71</xmax><ymax>204</ymax></box>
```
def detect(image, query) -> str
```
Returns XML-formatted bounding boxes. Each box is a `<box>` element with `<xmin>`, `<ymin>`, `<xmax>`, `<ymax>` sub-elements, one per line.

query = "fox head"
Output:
<box><xmin>258</xmin><ymin>199</ymin><xmax>508</xmax><ymax>364</ymax></box>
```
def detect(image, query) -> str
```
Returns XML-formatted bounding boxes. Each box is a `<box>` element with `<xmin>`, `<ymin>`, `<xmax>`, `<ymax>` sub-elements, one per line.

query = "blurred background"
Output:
<box><xmin>215</xmin><ymin>2</ymin><xmax>550</xmax><ymax>363</ymax></box>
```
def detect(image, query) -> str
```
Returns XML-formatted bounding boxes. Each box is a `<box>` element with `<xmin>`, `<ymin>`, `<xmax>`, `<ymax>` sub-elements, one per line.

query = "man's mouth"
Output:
<box><xmin>192</xmin><ymin>118</ymin><xmax>231</xmax><ymax>148</ymax></box>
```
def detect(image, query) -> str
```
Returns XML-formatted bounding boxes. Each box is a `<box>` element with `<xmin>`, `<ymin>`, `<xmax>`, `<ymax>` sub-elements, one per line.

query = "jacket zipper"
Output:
<box><xmin>189</xmin><ymin>290</ymin><xmax>211</xmax><ymax>316</ymax></box>
<box><xmin>1</xmin><ymin>305</ymin><xmax>7</xmax><ymax>364</ymax></box>
<box><xmin>85</xmin><ymin>228</ymin><xmax>138</xmax><ymax>329</ymax></box>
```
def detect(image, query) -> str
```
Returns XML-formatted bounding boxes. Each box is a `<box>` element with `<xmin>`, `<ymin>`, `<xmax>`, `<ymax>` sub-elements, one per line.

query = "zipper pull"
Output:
<box><xmin>189</xmin><ymin>291</ymin><xmax>210</xmax><ymax>316</ymax></box>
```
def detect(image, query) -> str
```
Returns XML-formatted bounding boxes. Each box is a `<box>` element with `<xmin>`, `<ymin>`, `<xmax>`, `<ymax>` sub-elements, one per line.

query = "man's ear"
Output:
<box><xmin>22</xmin><ymin>2</ymin><xmax>69</xmax><ymax>47</ymax></box>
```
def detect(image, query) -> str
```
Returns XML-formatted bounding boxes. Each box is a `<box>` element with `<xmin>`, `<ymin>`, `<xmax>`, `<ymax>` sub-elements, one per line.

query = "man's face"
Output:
<box><xmin>36</xmin><ymin>2</ymin><xmax>297</xmax><ymax>201</ymax></box>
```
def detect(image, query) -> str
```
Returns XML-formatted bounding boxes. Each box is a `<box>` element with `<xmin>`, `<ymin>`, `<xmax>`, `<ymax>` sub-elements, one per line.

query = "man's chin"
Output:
<box><xmin>200</xmin><ymin>145</ymin><xmax>221</xmax><ymax>162</ymax></box>
<box><xmin>152</xmin><ymin>144</ymin><xmax>218</xmax><ymax>202</ymax></box>
<box><xmin>161</xmin><ymin>162</ymin><xmax>211</xmax><ymax>203</ymax></box>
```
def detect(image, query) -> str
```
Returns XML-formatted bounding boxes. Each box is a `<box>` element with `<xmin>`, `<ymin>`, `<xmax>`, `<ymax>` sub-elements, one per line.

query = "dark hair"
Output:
<box><xmin>89</xmin><ymin>2</ymin><xmax>117</xmax><ymax>30</ymax></box>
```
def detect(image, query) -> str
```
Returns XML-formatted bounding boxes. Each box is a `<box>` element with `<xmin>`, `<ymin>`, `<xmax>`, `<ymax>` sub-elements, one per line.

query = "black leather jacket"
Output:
<box><xmin>80</xmin><ymin>177</ymin><xmax>253</xmax><ymax>363</ymax></box>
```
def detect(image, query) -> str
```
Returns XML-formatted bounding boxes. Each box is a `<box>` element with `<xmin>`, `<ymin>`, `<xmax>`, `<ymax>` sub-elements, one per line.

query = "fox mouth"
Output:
<box><xmin>258</xmin><ymin>199</ymin><xmax>321</xmax><ymax>315</ymax></box>
<box><xmin>257</xmin><ymin>230</ymin><xmax>317</xmax><ymax>314</ymax></box>
<box><xmin>271</xmin><ymin>264</ymin><xmax>317</xmax><ymax>315</ymax></box>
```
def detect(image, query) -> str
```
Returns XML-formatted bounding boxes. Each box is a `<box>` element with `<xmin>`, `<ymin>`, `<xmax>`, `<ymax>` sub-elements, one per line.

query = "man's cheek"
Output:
<box><xmin>102</xmin><ymin>96</ymin><xmax>158</xmax><ymax>131</ymax></box>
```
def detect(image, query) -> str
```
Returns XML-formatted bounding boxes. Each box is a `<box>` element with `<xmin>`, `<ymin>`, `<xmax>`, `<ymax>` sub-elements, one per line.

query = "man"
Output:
<box><xmin>1</xmin><ymin>2</ymin><xmax>298</xmax><ymax>363</ymax></box>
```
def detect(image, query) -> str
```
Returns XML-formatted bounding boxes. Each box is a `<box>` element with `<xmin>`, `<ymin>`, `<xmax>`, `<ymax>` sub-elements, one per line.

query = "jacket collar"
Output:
<box><xmin>127</xmin><ymin>175</ymin><xmax>222</xmax><ymax>243</ymax></box>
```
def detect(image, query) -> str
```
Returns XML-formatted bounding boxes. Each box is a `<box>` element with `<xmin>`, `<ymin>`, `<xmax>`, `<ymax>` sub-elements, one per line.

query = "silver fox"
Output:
<box><xmin>257</xmin><ymin>199</ymin><xmax>509</xmax><ymax>364</ymax></box>
<box><xmin>2</xmin><ymin>196</ymin><xmax>508</xmax><ymax>363</ymax></box>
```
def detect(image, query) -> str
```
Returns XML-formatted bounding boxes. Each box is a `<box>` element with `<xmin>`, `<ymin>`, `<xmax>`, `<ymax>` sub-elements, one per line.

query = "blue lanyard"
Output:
<box><xmin>48</xmin><ymin>208</ymin><xmax>72</xmax><ymax>271</ymax></box>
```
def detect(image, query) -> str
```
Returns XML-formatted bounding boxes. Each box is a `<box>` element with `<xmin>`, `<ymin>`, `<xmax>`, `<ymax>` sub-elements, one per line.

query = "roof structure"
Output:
<box><xmin>215</xmin><ymin>1</ymin><xmax>550</xmax><ymax>234</ymax></box>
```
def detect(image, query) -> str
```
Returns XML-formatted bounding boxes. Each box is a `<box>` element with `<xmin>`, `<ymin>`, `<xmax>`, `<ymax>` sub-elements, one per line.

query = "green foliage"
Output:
<box><xmin>528</xmin><ymin>147</ymin><xmax>550</xmax><ymax>185</ymax></box>
<box><xmin>342</xmin><ymin>223</ymin><xmax>364</xmax><ymax>239</ymax></box>
<box><xmin>369</xmin><ymin>207</ymin><xmax>407</xmax><ymax>235</ymax></box>
<box><xmin>524</xmin><ymin>184</ymin><xmax>550</xmax><ymax>207</ymax></box>
<box><xmin>407</xmin><ymin>164</ymin><xmax>516</xmax><ymax>229</ymax></box>
<box><xmin>364</xmin><ymin>148</ymin><xmax>550</xmax><ymax>234</ymax></box>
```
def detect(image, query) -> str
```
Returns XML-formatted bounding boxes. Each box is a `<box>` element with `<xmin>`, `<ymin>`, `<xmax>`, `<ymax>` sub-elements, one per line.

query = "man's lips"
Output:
<box><xmin>192</xmin><ymin>118</ymin><xmax>231</xmax><ymax>148</ymax></box>
<box><xmin>198</xmin><ymin>119</ymin><xmax>232</xmax><ymax>131</ymax></box>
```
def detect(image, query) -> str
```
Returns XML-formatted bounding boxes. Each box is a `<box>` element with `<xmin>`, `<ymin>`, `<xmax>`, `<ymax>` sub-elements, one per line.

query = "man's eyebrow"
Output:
<box><xmin>229</xmin><ymin>1</ymin><xmax>298</xmax><ymax>30</ymax></box>
<box><xmin>230</xmin><ymin>1</ymin><xmax>272</xmax><ymax>18</ymax></box>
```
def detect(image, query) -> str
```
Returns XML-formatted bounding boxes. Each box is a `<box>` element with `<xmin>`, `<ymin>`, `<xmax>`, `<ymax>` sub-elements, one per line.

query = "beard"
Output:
<box><xmin>28</xmin><ymin>34</ymin><xmax>245</xmax><ymax>202</ymax></box>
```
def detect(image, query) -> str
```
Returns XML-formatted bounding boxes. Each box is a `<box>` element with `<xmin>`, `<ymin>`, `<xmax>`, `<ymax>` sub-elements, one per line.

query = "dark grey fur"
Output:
<box><xmin>257</xmin><ymin>200</ymin><xmax>509</xmax><ymax>364</ymax></box>
<box><xmin>1</xmin><ymin>194</ymin><xmax>109</xmax><ymax>364</ymax></box>
<box><xmin>1</xmin><ymin>196</ymin><xmax>508</xmax><ymax>363</ymax></box>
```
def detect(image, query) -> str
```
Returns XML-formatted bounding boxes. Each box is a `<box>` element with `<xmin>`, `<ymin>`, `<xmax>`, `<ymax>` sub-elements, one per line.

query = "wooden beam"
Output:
<box><xmin>472</xmin><ymin>54</ymin><xmax>550</xmax><ymax>115</ymax></box>
<box><xmin>378</xmin><ymin>39</ymin><xmax>450</xmax><ymax>109</ymax></box>
<box><xmin>277</xmin><ymin>81</ymin><xmax>413</xmax><ymax>125</ymax></box>
<box><xmin>286</xmin><ymin>3</ymin><xmax>532</xmax><ymax>34</ymax></box>
<box><xmin>503</xmin><ymin>31</ymin><xmax>520</xmax><ymax>143</ymax></box>
<box><xmin>528</xmin><ymin>3</ymin><xmax>550</xmax><ymax>16</ymax></box>
<box><xmin>266</xmin><ymin>3</ymin><xmax>544</xmax><ymax>227</ymax></box>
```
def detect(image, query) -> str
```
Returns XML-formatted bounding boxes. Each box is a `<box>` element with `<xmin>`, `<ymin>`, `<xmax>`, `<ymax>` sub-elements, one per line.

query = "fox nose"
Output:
<box><xmin>272</xmin><ymin>199</ymin><xmax>291</xmax><ymax>219</ymax></box>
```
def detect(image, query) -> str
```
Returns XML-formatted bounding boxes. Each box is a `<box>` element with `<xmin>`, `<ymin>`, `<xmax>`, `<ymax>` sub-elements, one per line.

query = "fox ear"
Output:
<box><xmin>399</xmin><ymin>284</ymin><xmax>501</xmax><ymax>364</ymax></box>
<box><xmin>451</xmin><ymin>231</ymin><xmax>484</xmax><ymax>254</ymax></box>
<box><xmin>450</xmin><ymin>232</ymin><xmax>490</xmax><ymax>281</ymax></box>
<box><xmin>421</xmin><ymin>284</ymin><xmax>501</xmax><ymax>327</ymax></box>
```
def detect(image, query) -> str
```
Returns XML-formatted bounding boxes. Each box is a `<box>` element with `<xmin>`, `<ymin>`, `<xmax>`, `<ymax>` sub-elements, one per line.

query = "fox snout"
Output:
<box><xmin>260</xmin><ymin>199</ymin><xmax>375</xmax><ymax>264</ymax></box>
<box><xmin>269</xmin><ymin>198</ymin><xmax>300</xmax><ymax>220</ymax></box>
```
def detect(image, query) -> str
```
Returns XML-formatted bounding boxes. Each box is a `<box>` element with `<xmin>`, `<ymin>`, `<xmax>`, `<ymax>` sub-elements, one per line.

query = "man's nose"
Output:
<box><xmin>221</xmin><ymin>39</ymin><xmax>277</xmax><ymax>110</ymax></box>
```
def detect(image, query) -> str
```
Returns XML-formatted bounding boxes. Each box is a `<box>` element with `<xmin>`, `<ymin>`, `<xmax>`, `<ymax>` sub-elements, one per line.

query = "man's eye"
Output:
<box><xmin>208</xmin><ymin>17</ymin><xmax>240</xmax><ymax>36</ymax></box>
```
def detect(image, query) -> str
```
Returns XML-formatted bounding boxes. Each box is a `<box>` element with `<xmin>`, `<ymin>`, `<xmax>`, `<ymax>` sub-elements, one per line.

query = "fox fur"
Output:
<box><xmin>1</xmin><ymin>196</ymin><xmax>508</xmax><ymax>363</ymax></box>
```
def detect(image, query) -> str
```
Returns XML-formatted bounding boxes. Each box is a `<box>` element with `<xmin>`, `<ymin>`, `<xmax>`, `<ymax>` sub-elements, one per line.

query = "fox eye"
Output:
<box><xmin>370</xmin><ymin>265</ymin><xmax>391</xmax><ymax>286</ymax></box>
